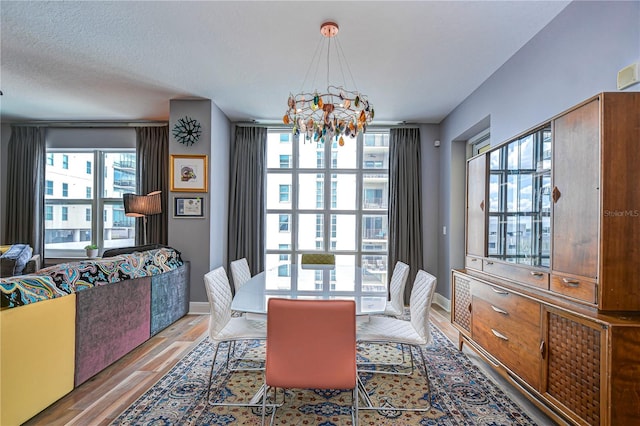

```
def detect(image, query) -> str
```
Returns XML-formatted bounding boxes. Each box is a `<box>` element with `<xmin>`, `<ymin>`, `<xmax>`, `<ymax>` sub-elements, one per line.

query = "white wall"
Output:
<box><xmin>436</xmin><ymin>0</ymin><xmax>640</xmax><ymax>300</ymax></box>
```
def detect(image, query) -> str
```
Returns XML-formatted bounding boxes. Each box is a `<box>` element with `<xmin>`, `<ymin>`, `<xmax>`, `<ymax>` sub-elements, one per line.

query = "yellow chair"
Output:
<box><xmin>300</xmin><ymin>253</ymin><xmax>335</xmax><ymax>265</ymax></box>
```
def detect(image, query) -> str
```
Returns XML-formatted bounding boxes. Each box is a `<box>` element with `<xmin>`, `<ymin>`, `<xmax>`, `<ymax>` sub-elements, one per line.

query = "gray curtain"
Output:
<box><xmin>227</xmin><ymin>126</ymin><xmax>266</xmax><ymax>290</ymax></box>
<box><xmin>388</xmin><ymin>127</ymin><xmax>424</xmax><ymax>304</ymax></box>
<box><xmin>136</xmin><ymin>126</ymin><xmax>169</xmax><ymax>245</ymax></box>
<box><xmin>4</xmin><ymin>126</ymin><xmax>46</xmax><ymax>255</ymax></box>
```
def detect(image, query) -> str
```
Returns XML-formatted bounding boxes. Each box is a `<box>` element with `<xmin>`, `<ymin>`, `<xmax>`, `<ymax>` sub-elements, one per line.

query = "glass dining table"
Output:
<box><xmin>231</xmin><ymin>263</ymin><xmax>389</xmax><ymax>316</ymax></box>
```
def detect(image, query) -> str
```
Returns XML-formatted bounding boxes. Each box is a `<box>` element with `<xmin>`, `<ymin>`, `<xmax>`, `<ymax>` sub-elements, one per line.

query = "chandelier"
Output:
<box><xmin>283</xmin><ymin>22</ymin><xmax>374</xmax><ymax>146</ymax></box>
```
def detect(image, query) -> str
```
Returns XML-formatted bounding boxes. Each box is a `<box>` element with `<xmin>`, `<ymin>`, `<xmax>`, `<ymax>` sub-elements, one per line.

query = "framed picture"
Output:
<box><xmin>174</xmin><ymin>196</ymin><xmax>205</xmax><ymax>218</ymax></box>
<box><xmin>170</xmin><ymin>154</ymin><xmax>208</xmax><ymax>192</ymax></box>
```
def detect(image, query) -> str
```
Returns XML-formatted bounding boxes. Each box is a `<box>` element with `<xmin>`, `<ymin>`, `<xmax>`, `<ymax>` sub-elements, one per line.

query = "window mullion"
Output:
<box><xmin>94</xmin><ymin>151</ymin><xmax>104</xmax><ymax>247</ymax></box>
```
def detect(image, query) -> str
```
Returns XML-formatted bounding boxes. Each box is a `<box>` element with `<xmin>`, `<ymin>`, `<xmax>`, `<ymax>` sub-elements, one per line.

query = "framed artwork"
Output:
<box><xmin>174</xmin><ymin>196</ymin><xmax>205</xmax><ymax>218</ymax></box>
<box><xmin>170</xmin><ymin>154</ymin><xmax>208</xmax><ymax>192</ymax></box>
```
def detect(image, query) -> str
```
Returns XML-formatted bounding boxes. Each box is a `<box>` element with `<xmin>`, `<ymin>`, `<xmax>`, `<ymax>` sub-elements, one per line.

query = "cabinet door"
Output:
<box><xmin>552</xmin><ymin>100</ymin><xmax>599</xmax><ymax>279</ymax></box>
<box><xmin>542</xmin><ymin>308</ymin><xmax>603</xmax><ymax>426</ymax></box>
<box><xmin>466</xmin><ymin>155</ymin><xmax>486</xmax><ymax>258</ymax></box>
<box><xmin>451</xmin><ymin>272</ymin><xmax>472</xmax><ymax>341</ymax></box>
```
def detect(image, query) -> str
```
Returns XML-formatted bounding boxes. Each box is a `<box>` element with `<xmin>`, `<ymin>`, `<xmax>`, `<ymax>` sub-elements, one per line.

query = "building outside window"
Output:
<box><xmin>265</xmin><ymin>129</ymin><xmax>390</xmax><ymax>290</ymax></box>
<box><xmin>279</xmin><ymin>154</ymin><xmax>291</xmax><ymax>168</ymax></box>
<box><xmin>279</xmin><ymin>184</ymin><xmax>290</xmax><ymax>202</ymax></box>
<box><xmin>44</xmin><ymin>151</ymin><xmax>136</xmax><ymax>257</ymax></box>
<box><xmin>45</xmin><ymin>180</ymin><xmax>54</xmax><ymax>195</ymax></box>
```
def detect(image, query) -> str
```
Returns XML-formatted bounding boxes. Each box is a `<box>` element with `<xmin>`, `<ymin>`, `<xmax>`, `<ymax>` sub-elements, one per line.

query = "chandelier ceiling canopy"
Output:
<box><xmin>283</xmin><ymin>22</ymin><xmax>374</xmax><ymax>146</ymax></box>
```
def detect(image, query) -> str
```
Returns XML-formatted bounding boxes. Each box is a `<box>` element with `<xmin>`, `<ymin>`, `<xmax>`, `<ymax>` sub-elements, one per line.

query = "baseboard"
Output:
<box><xmin>433</xmin><ymin>292</ymin><xmax>450</xmax><ymax>313</ymax></box>
<box><xmin>189</xmin><ymin>301</ymin><xmax>209</xmax><ymax>315</ymax></box>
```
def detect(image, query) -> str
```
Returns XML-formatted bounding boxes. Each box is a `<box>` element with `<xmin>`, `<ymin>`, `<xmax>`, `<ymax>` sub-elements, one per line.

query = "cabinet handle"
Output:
<box><xmin>552</xmin><ymin>186</ymin><xmax>561</xmax><ymax>203</ymax></box>
<box><xmin>470</xmin><ymin>257</ymin><xmax>478</xmax><ymax>262</ymax></box>
<box><xmin>562</xmin><ymin>278</ymin><xmax>580</xmax><ymax>287</ymax></box>
<box><xmin>490</xmin><ymin>287</ymin><xmax>509</xmax><ymax>295</ymax></box>
<box><xmin>468</xmin><ymin>303</ymin><xmax>472</xmax><ymax>313</ymax></box>
<box><xmin>491</xmin><ymin>305</ymin><xmax>508</xmax><ymax>315</ymax></box>
<box><xmin>540</xmin><ymin>340</ymin><xmax>546</xmax><ymax>359</ymax></box>
<box><xmin>530</xmin><ymin>271</ymin><xmax>544</xmax><ymax>278</ymax></box>
<box><xmin>480</xmin><ymin>200</ymin><xmax>485</xmax><ymax>212</ymax></box>
<box><xmin>486</xmin><ymin>261</ymin><xmax>494</xmax><ymax>265</ymax></box>
<box><xmin>491</xmin><ymin>329</ymin><xmax>509</xmax><ymax>341</ymax></box>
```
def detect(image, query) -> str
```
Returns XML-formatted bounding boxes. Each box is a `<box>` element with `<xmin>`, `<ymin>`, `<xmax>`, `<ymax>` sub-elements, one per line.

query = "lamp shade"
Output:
<box><xmin>123</xmin><ymin>191</ymin><xmax>162</xmax><ymax>217</ymax></box>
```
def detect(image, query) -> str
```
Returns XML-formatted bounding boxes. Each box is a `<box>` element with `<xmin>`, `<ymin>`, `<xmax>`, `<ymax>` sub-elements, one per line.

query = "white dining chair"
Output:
<box><xmin>230</xmin><ymin>257</ymin><xmax>252</xmax><ymax>293</ymax></box>
<box><xmin>204</xmin><ymin>266</ymin><xmax>267</xmax><ymax>405</ymax></box>
<box><xmin>383</xmin><ymin>261</ymin><xmax>410</xmax><ymax>318</ymax></box>
<box><xmin>356</xmin><ymin>269</ymin><xmax>437</xmax><ymax>412</ymax></box>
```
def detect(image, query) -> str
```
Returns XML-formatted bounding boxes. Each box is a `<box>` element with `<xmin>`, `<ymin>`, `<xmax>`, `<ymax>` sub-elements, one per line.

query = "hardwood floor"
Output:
<box><xmin>24</xmin><ymin>306</ymin><xmax>552</xmax><ymax>425</ymax></box>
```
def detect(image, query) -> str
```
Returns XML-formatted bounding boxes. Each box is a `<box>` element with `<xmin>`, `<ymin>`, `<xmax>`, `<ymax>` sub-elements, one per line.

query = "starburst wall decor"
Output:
<box><xmin>173</xmin><ymin>116</ymin><xmax>202</xmax><ymax>146</ymax></box>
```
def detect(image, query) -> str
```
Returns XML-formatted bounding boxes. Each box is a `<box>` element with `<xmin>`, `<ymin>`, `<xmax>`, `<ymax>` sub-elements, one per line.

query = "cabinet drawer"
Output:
<box><xmin>470</xmin><ymin>281</ymin><xmax>541</xmax><ymax>327</ymax></box>
<box><xmin>483</xmin><ymin>260</ymin><xmax>549</xmax><ymax>290</ymax></box>
<box><xmin>465</xmin><ymin>256</ymin><xmax>483</xmax><ymax>271</ymax></box>
<box><xmin>472</xmin><ymin>298</ymin><xmax>541</xmax><ymax>389</ymax></box>
<box><xmin>550</xmin><ymin>274</ymin><xmax>597</xmax><ymax>304</ymax></box>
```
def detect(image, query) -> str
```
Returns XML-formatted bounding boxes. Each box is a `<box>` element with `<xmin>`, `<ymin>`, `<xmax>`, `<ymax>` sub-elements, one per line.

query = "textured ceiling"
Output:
<box><xmin>0</xmin><ymin>1</ymin><xmax>570</xmax><ymax>124</ymax></box>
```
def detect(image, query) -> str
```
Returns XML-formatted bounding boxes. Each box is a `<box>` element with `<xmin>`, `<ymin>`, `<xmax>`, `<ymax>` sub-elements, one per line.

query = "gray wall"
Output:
<box><xmin>436</xmin><ymin>0</ymin><xmax>640</xmax><ymax>300</ymax></box>
<box><xmin>419</xmin><ymin>124</ymin><xmax>441</xmax><ymax>279</ymax></box>
<box><xmin>168</xmin><ymin>99</ymin><xmax>231</xmax><ymax>303</ymax></box>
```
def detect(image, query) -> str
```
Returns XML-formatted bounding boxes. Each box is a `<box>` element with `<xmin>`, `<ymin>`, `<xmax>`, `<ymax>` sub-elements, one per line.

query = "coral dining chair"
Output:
<box><xmin>203</xmin><ymin>266</ymin><xmax>266</xmax><ymax>405</ymax></box>
<box><xmin>261</xmin><ymin>298</ymin><xmax>358</xmax><ymax>425</ymax></box>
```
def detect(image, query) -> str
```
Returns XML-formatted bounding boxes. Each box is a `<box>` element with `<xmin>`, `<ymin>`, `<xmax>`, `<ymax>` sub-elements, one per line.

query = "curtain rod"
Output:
<box><xmin>9</xmin><ymin>121</ymin><xmax>168</xmax><ymax>128</ymax></box>
<box><xmin>233</xmin><ymin>122</ymin><xmax>423</xmax><ymax>130</ymax></box>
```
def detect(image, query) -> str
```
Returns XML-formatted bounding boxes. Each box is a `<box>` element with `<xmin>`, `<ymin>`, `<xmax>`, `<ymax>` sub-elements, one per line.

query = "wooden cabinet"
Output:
<box><xmin>552</xmin><ymin>93</ymin><xmax>640</xmax><ymax>310</ymax></box>
<box><xmin>454</xmin><ymin>92</ymin><xmax>640</xmax><ymax>425</ymax></box>
<box><xmin>453</xmin><ymin>269</ymin><xmax>640</xmax><ymax>426</ymax></box>
<box><xmin>465</xmin><ymin>154</ymin><xmax>486</xmax><ymax>269</ymax></box>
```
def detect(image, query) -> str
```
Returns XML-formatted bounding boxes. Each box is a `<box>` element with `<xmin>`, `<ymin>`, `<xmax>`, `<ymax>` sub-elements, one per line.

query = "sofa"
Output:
<box><xmin>0</xmin><ymin>244</ymin><xmax>41</xmax><ymax>277</ymax></box>
<box><xmin>0</xmin><ymin>246</ymin><xmax>190</xmax><ymax>426</ymax></box>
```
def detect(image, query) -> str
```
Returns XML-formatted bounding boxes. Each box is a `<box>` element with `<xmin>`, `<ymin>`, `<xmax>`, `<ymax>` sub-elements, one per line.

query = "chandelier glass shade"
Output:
<box><xmin>284</xmin><ymin>22</ymin><xmax>374</xmax><ymax>146</ymax></box>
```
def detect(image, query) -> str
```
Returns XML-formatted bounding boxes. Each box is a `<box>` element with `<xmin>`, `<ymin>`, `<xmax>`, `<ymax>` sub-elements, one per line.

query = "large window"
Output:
<box><xmin>44</xmin><ymin>151</ymin><xmax>137</xmax><ymax>257</ymax></box>
<box><xmin>265</xmin><ymin>130</ymin><xmax>390</xmax><ymax>286</ymax></box>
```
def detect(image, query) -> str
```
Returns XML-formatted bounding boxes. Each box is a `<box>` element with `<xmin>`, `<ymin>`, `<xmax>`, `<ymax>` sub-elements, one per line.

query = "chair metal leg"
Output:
<box><xmin>205</xmin><ymin>343</ymin><xmax>221</xmax><ymax>403</ymax></box>
<box><xmin>357</xmin><ymin>341</ymin><xmax>415</xmax><ymax>376</ymax></box>
<box><xmin>357</xmin><ymin>344</ymin><xmax>432</xmax><ymax>413</ymax></box>
<box><xmin>353</xmin><ymin>381</ymin><xmax>359</xmax><ymax>425</ymax></box>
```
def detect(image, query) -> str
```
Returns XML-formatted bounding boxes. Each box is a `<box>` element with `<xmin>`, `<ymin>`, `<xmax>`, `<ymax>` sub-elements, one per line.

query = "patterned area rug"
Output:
<box><xmin>113</xmin><ymin>323</ymin><xmax>537</xmax><ymax>425</ymax></box>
